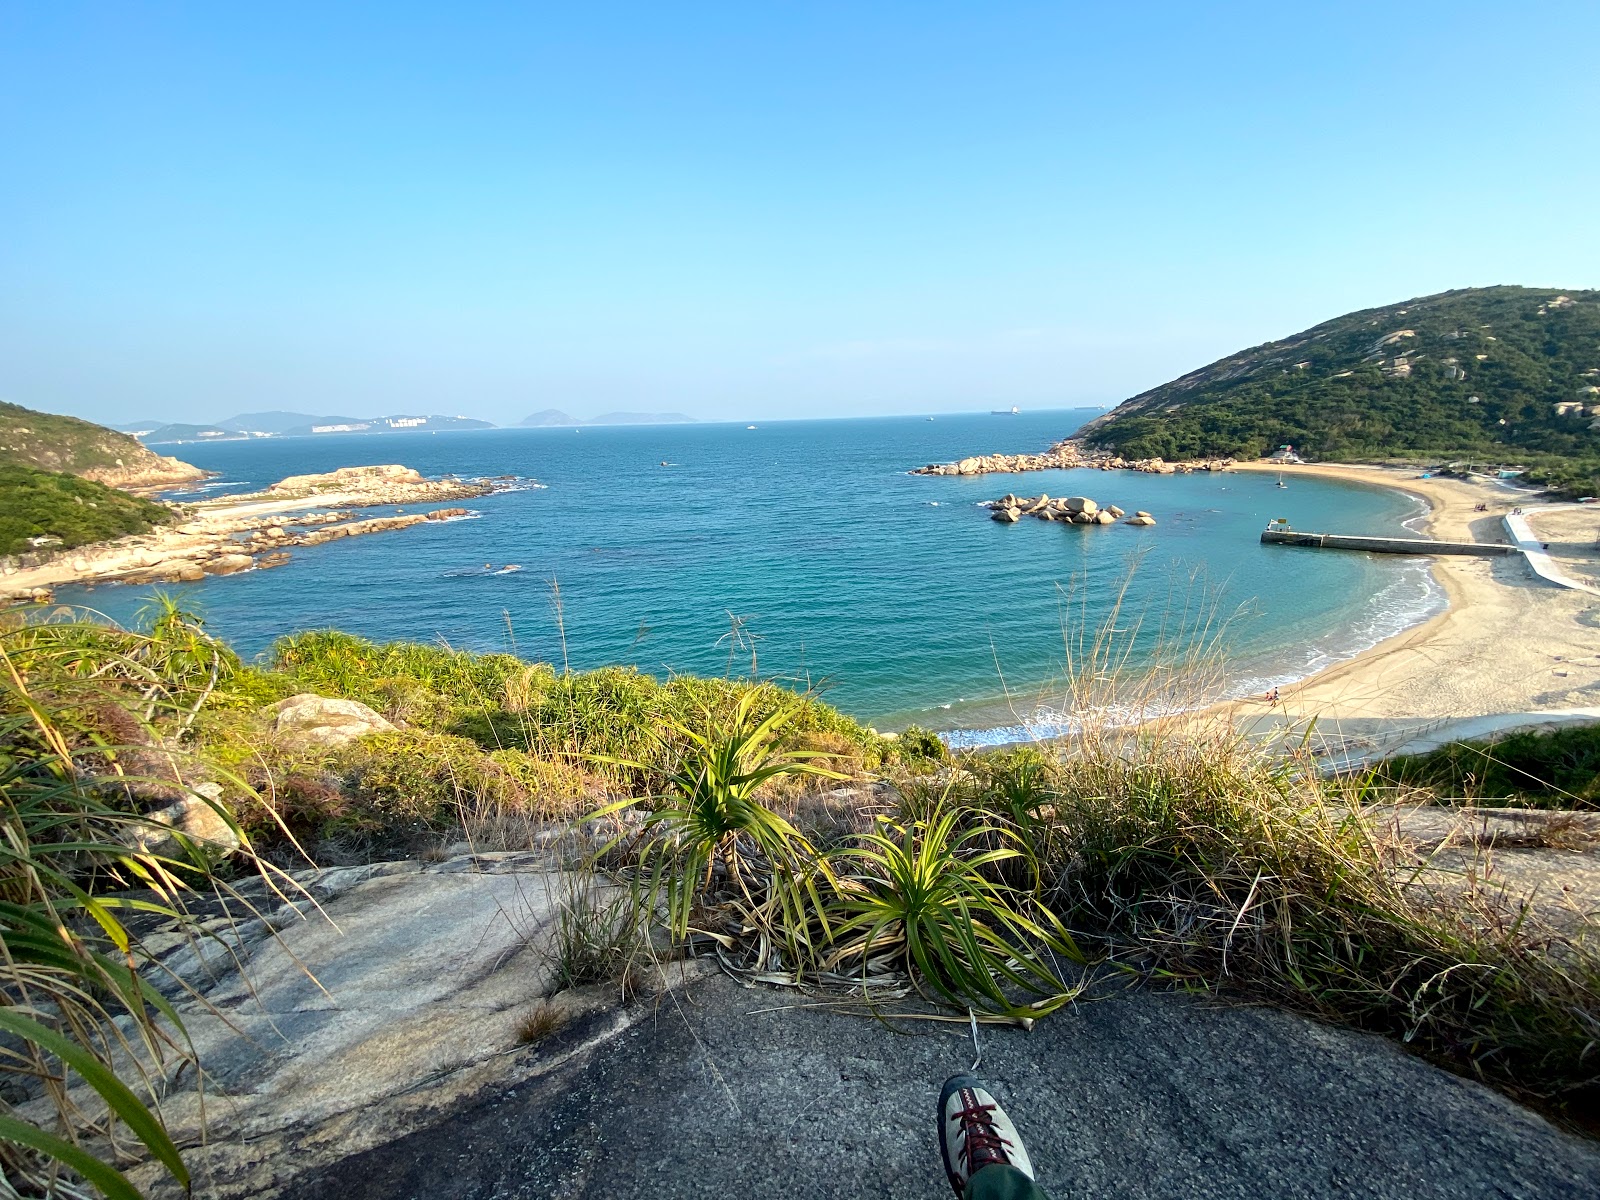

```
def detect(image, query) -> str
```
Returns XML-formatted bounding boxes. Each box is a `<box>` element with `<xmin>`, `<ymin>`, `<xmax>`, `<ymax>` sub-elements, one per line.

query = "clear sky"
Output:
<box><xmin>3</xmin><ymin>2</ymin><xmax>1597</xmax><ymax>428</ymax></box>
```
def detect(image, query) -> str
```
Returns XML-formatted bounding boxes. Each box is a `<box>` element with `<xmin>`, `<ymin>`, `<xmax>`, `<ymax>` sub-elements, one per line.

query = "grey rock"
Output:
<box><xmin>271</xmin><ymin>693</ymin><xmax>397</xmax><ymax>747</ymax></box>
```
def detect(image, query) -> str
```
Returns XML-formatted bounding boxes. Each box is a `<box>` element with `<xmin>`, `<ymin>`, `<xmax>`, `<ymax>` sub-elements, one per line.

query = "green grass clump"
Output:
<box><xmin>0</xmin><ymin>464</ymin><xmax>175</xmax><ymax>556</ymax></box>
<box><xmin>1376</xmin><ymin>723</ymin><xmax>1600</xmax><ymax>809</ymax></box>
<box><xmin>0</xmin><ymin>602</ymin><xmax>281</xmax><ymax>1195</ymax></box>
<box><xmin>335</xmin><ymin>730</ymin><xmax>594</xmax><ymax>830</ymax></box>
<box><xmin>266</xmin><ymin>629</ymin><xmax>885</xmax><ymax>786</ymax></box>
<box><xmin>994</xmin><ymin>725</ymin><xmax>1600</xmax><ymax>1107</ymax></box>
<box><xmin>827</xmin><ymin>799</ymin><xmax>1083</xmax><ymax>1017</ymax></box>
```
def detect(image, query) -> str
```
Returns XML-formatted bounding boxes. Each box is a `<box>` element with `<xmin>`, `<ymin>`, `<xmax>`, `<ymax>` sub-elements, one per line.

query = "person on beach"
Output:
<box><xmin>939</xmin><ymin>1075</ymin><xmax>1051</xmax><ymax>1200</ymax></box>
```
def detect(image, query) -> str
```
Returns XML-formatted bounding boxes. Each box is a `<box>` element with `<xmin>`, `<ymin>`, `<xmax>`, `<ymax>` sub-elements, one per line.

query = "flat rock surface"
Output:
<box><xmin>292</xmin><ymin>973</ymin><xmax>1600</xmax><ymax>1200</ymax></box>
<box><xmin>117</xmin><ymin>852</ymin><xmax>1600</xmax><ymax>1199</ymax></box>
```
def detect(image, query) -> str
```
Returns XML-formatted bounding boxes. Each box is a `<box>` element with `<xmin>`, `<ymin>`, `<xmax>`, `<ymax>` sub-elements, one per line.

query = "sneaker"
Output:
<box><xmin>937</xmin><ymin>1074</ymin><xmax>1036</xmax><ymax>1198</ymax></box>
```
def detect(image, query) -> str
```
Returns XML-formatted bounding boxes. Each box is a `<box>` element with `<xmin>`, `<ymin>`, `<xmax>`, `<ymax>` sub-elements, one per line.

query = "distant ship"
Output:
<box><xmin>991</xmin><ymin>406</ymin><xmax>1021</xmax><ymax>415</ymax></box>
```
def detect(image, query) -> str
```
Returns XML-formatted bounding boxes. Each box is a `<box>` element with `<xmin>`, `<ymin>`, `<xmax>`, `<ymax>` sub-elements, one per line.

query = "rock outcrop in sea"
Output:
<box><xmin>0</xmin><ymin>465</ymin><xmax>515</xmax><ymax>601</ymax></box>
<box><xmin>913</xmin><ymin>438</ymin><xmax>1232</xmax><ymax>477</ymax></box>
<box><xmin>984</xmin><ymin>493</ymin><xmax>1154</xmax><ymax>525</ymax></box>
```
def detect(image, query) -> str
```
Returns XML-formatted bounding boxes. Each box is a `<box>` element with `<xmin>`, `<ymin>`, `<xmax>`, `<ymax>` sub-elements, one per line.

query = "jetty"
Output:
<box><xmin>1260</xmin><ymin>520</ymin><xmax>1515</xmax><ymax>557</ymax></box>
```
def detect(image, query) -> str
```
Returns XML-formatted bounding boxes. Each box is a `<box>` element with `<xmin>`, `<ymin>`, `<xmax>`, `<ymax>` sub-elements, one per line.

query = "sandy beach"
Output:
<box><xmin>1227</xmin><ymin>462</ymin><xmax>1600</xmax><ymax>762</ymax></box>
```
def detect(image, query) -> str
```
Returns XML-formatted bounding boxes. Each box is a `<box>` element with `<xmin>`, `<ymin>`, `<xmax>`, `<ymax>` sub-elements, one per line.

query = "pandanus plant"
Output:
<box><xmin>598</xmin><ymin>691</ymin><xmax>846</xmax><ymax>967</ymax></box>
<box><xmin>825</xmin><ymin>800</ymin><xmax>1085</xmax><ymax>1017</ymax></box>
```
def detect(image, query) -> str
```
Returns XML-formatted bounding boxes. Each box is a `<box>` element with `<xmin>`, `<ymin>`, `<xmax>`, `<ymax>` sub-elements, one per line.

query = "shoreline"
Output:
<box><xmin>931</xmin><ymin>460</ymin><xmax>1600</xmax><ymax>756</ymax></box>
<box><xmin>1218</xmin><ymin>462</ymin><xmax>1600</xmax><ymax>761</ymax></box>
<box><xmin>0</xmin><ymin>465</ymin><xmax>503</xmax><ymax>601</ymax></box>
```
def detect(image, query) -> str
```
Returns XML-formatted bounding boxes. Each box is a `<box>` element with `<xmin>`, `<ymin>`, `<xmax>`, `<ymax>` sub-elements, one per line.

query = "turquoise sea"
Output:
<box><xmin>57</xmin><ymin>412</ymin><xmax>1441</xmax><ymax>744</ymax></box>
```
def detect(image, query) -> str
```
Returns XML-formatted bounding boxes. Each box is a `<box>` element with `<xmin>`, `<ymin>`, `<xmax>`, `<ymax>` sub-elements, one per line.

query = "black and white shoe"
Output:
<box><xmin>937</xmin><ymin>1074</ymin><xmax>1036</xmax><ymax>1198</ymax></box>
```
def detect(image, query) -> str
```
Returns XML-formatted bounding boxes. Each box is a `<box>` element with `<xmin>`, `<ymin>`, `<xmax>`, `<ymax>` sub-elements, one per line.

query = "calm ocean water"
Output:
<box><xmin>58</xmin><ymin>412</ymin><xmax>1442</xmax><ymax>742</ymax></box>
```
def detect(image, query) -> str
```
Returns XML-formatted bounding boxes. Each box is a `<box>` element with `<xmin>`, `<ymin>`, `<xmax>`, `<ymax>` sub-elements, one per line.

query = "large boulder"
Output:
<box><xmin>205</xmin><ymin>553</ymin><xmax>256</xmax><ymax>576</ymax></box>
<box><xmin>1071</xmin><ymin>511</ymin><xmax>1096</xmax><ymax>525</ymax></box>
<box><xmin>1106</xmin><ymin>505</ymin><xmax>1125</xmax><ymax>518</ymax></box>
<box><xmin>123</xmin><ymin>783</ymin><xmax>241</xmax><ymax>864</ymax></box>
<box><xmin>1094</xmin><ymin>510</ymin><xmax>1117</xmax><ymax>524</ymax></box>
<box><xmin>992</xmin><ymin>506</ymin><xmax>1020</xmax><ymax>523</ymax></box>
<box><xmin>272</xmin><ymin>694</ymin><xmax>397</xmax><ymax>747</ymax></box>
<box><xmin>1126</xmin><ymin>515</ymin><xmax>1157</xmax><ymax>526</ymax></box>
<box><xmin>1063</xmin><ymin>496</ymin><xmax>1098</xmax><ymax>515</ymax></box>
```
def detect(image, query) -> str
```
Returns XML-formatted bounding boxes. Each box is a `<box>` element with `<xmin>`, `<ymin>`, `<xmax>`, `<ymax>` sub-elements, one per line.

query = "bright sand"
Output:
<box><xmin>1227</xmin><ymin>462</ymin><xmax>1600</xmax><ymax>762</ymax></box>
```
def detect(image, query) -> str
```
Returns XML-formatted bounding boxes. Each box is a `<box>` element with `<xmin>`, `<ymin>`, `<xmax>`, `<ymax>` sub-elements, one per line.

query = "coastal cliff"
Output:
<box><xmin>0</xmin><ymin>399</ymin><xmax>207</xmax><ymax>489</ymax></box>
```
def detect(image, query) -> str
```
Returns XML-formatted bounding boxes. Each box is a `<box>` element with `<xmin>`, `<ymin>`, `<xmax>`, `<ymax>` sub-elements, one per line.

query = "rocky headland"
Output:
<box><xmin>912</xmin><ymin>437</ymin><xmax>1233</xmax><ymax>477</ymax></box>
<box><xmin>985</xmin><ymin>492</ymin><xmax>1157</xmax><ymax>526</ymax></box>
<box><xmin>0</xmin><ymin>465</ymin><xmax>510</xmax><ymax>602</ymax></box>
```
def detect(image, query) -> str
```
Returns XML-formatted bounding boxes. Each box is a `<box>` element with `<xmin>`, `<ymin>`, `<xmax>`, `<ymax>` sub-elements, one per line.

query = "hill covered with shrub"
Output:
<box><xmin>1079</xmin><ymin>286</ymin><xmax>1600</xmax><ymax>491</ymax></box>
<box><xmin>0</xmin><ymin>399</ymin><xmax>204</xmax><ymax>488</ymax></box>
<box><xmin>0</xmin><ymin>463</ymin><xmax>176</xmax><ymax>555</ymax></box>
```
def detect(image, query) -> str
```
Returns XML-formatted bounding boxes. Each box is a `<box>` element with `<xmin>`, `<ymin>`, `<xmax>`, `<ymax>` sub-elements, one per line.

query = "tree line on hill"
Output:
<box><xmin>1078</xmin><ymin>286</ymin><xmax>1600</xmax><ymax>495</ymax></box>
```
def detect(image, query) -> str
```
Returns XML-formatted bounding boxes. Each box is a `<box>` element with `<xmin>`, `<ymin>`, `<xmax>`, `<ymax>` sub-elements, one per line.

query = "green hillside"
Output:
<box><xmin>0</xmin><ymin>400</ymin><xmax>202</xmax><ymax>486</ymax></box>
<box><xmin>0</xmin><ymin>464</ymin><xmax>175</xmax><ymax>556</ymax></box>
<box><xmin>1080</xmin><ymin>286</ymin><xmax>1600</xmax><ymax>491</ymax></box>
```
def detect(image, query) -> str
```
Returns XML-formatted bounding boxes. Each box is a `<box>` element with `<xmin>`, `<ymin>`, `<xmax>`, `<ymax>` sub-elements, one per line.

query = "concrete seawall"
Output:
<box><xmin>1260</xmin><ymin>529</ymin><xmax>1518</xmax><ymax>557</ymax></box>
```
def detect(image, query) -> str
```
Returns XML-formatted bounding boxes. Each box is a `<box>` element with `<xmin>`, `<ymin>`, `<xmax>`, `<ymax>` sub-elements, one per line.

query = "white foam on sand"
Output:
<box><xmin>930</xmin><ymin>558</ymin><xmax>1447</xmax><ymax>750</ymax></box>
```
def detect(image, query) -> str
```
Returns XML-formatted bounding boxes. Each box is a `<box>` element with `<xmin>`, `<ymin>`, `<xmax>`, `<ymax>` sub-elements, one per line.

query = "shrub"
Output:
<box><xmin>334</xmin><ymin>730</ymin><xmax>595</xmax><ymax>834</ymax></box>
<box><xmin>891</xmin><ymin>724</ymin><xmax>948</xmax><ymax>767</ymax></box>
<box><xmin>1375</xmin><ymin>723</ymin><xmax>1600</xmax><ymax>809</ymax></box>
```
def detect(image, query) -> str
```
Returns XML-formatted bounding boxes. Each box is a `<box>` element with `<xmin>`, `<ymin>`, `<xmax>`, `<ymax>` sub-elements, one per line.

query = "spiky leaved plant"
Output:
<box><xmin>597</xmin><ymin>690</ymin><xmax>846</xmax><ymax>971</ymax></box>
<box><xmin>825</xmin><ymin>799</ymin><xmax>1085</xmax><ymax>1017</ymax></box>
<box><xmin>0</xmin><ymin>606</ymin><xmax>287</xmax><ymax>1198</ymax></box>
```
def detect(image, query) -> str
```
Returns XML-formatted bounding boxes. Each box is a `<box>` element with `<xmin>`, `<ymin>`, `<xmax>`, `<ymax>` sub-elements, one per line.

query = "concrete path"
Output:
<box><xmin>292</xmin><ymin>973</ymin><xmax>1600</xmax><ymax>1200</ymax></box>
<box><xmin>1506</xmin><ymin>507</ymin><xmax>1600</xmax><ymax>597</ymax></box>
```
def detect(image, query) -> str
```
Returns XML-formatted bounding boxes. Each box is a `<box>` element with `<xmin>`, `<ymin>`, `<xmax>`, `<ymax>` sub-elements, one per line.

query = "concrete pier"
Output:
<box><xmin>1260</xmin><ymin>528</ymin><xmax>1516</xmax><ymax>557</ymax></box>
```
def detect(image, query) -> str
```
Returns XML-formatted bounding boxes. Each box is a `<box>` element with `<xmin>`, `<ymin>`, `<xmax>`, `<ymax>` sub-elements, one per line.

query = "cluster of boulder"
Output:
<box><xmin>986</xmin><ymin>494</ymin><xmax>1156</xmax><ymax>526</ymax></box>
<box><xmin>112</xmin><ymin>507</ymin><xmax>470</xmax><ymax>585</ymax></box>
<box><xmin>258</xmin><ymin>464</ymin><xmax>495</xmax><ymax>503</ymax></box>
<box><xmin>914</xmin><ymin>439</ymin><xmax>1232</xmax><ymax>478</ymax></box>
<box><xmin>2</xmin><ymin>462</ymin><xmax>513</xmax><ymax>604</ymax></box>
<box><xmin>1095</xmin><ymin>454</ymin><xmax>1233</xmax><ymax>475</ymax></box>
<box><xmin>914</xmin><ymin>442</ymin><xmax>1097</xmax><ymax>476</ymax></box>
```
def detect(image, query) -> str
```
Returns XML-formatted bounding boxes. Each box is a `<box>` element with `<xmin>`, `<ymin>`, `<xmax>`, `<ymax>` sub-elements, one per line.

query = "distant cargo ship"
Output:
<box><xmin>991</xmin><ymin>406</ymin><xmax>1021</xmax><ymax>415</ymax></box>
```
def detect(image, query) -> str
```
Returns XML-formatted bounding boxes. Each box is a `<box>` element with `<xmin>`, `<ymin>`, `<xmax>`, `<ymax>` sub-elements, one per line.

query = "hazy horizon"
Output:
<box><xmin>4</xmin><ymin>3</ymin><xmax>1597</xmax><ymax>429</ymax></box>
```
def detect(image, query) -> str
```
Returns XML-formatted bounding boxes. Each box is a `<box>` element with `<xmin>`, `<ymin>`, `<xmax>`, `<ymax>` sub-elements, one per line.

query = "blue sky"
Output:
<box><xmin>2</xmin><ymin>2</ymin><xmax>1597</xmax><ymax>427</ymax></box>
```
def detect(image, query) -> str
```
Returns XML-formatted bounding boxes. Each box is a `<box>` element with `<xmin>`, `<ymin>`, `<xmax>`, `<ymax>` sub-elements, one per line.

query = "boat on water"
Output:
<box><xmin>991</xmin><ymin>406</ymin><xmax>1021</xmax><ymax>415</ymax></box>
<box><xmin>1277</xmin><ymin>473</ymin><xmax>1287</xmax><ymax>489</ymax></box>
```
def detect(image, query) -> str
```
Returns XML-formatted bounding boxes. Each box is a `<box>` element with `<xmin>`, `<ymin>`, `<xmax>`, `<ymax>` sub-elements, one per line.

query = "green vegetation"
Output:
<box><xmin>0</xmin><ymin>603</ymin><xmax>887</xmax><ymax>1191</ymax></box>
<box><xmin>1083</xmin><ymin>287</ymin><xmax>1600</xmax><ymax>493</ymax></box>
<box><xmin>6</xmin><ymin>599</ymin><xmax>1600</xmax><ymax>1192</ymax></box>
<box><xmin>0</xmin><ymin>601</ymin><xmax>272</xmax><ymax>1196</ymax></box>
<box><xmin>0</xmin><ymin>400</ymin><xmax>184</xmax><ymax>481</ymax></box>
<box><xmin>1377</xmin><ymin>722</ymin><xmax>1600</xmax><ymax>808</ymax></box>
<box><xmin>0</xmin><ymin>463</ymin><xmax>176</xmax><ymax>555</ymax></box>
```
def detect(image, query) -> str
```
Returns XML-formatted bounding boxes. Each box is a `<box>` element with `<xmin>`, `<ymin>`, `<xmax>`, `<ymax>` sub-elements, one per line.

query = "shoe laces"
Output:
<box><xmin>953</xmin><ymin>1098</ymin><xmax>1013</xmax><ymax>1172</ymax></box>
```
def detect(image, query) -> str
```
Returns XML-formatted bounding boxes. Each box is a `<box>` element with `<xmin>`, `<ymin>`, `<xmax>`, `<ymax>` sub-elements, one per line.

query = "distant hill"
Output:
<box><xmin>1079</xmin><ymin>286</ymin><xmax>1600</xmax><ymax>491</ymax></box>
<box><xmin>215</xmin><ymin>411</ymin><xmax>357</xmax><ymax>434</ymax></box>
<box><xmin>274</xmin><ymin>414</ymin><xmax>495</xmax><ymax>437</ymax></box>
<box><xmin>0</xmin><ymin>401</ymin><xmax>205</xmax><ymax>489</ymax></box>
<box><xmin>139</xmin><ymin>423</ymin><xmax>238</xmax><ymax>444</ymax></box>
<box><xmin>517</xmin><ymin>410</ymin><xmax>696</xmax><ymax>427</ymax></box>
<box><xmin>137</xmin><ymin>413</ymin><xmax>496</xmax><ymax>442</ymax></box>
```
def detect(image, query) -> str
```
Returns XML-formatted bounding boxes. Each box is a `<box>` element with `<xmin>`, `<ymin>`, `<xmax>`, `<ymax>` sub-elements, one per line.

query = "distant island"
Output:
<box><xmin>518</xmin><ymin>409</ymin><xmax>696</xmax><ymax>427</ymax></box>
<box><xmin>125</xmin><ymin>411</ymin><xmax>495</xmax><ymax>443</ymax></box>
<box><xmin>1078</xmin><ymin>285</ymin><xmax>1600</xmax><ymax>494</ymax></box>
